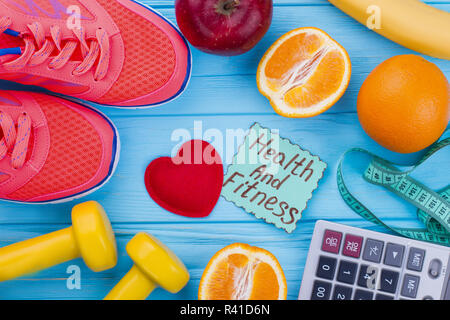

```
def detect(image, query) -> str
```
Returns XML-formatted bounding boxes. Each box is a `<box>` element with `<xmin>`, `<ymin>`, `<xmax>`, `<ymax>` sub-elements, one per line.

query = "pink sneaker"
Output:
<box><xmin>0</xmin><ymin>0</ymin><xmax>191</xmax><ymax>107</ymax></box>
<box><xmin>0</xmin><ymin>90</ymin><xmax>119</xmax><ymax>203</ymax></box>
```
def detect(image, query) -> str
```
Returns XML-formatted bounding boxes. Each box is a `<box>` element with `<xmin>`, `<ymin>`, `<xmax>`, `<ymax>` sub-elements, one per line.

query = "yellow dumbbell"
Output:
<box><xmin>0</xmin><ymin>201</ymin><xmax>117</xmax><ymax>281</ymax></box>
<box><xmin>105</xmin><ymin>232</ymin><xmax>190</xmax><ymax>300</ymax></box>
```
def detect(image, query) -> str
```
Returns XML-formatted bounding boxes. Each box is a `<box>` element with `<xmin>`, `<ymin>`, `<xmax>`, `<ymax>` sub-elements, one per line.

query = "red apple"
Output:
<box><xmin>175</xmin><ymin>0</ymin><xmax>273</xmax><ymax>56</ymax></box>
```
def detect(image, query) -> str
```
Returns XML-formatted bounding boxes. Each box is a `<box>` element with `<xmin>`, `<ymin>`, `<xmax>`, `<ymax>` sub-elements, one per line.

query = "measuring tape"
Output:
<box><xmin>337</xmin><ymin>136</ymin><xmax>450</xmax><ymax>246</ymax></box>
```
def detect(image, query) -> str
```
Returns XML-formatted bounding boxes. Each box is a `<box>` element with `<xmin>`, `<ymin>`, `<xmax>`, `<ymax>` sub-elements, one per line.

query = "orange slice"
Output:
<box><xmin>257</xmin><ymin>27</ymin><xmax>351</xmax><ymax>118</ymax></box>
<box><xmin>198</xmin><ymin>243</ymin><xmax>287</xmax><ymax>300</ymax></box>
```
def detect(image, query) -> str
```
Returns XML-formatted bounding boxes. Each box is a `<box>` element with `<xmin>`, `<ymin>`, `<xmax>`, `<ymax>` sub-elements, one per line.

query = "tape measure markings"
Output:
<box><xmin>337</xmin><ymin>137</ymin><xmax>450</xmax><ymax>246</ymax></box>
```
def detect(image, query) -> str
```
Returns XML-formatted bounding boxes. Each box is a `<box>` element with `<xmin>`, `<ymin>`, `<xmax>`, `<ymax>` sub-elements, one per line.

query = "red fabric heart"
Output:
<box><xmin>145</xmin><ymin>140</ymin><xmax>224</xmax><ymax>218</ymax></box>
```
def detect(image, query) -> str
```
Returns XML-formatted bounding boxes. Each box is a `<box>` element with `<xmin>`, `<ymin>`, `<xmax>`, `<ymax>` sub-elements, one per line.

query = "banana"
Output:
<box><xmin>328</xmin><ymin>0</ymin><xmax>450</xmax><ymax>60</ymax></box>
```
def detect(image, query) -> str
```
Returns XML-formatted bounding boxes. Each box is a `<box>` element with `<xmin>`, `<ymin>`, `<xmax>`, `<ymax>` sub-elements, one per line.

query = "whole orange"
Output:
<box><xmin>357</xmin><ymin>55</ymin><xmax>449</xmax><ymax>154</ymax></box>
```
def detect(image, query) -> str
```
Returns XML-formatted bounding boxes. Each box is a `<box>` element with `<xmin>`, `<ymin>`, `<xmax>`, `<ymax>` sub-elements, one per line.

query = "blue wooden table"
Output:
<box><xmin>0</xmin><ymin>0</ymin><xmax>449</xmax><ymax>300</ymax></box>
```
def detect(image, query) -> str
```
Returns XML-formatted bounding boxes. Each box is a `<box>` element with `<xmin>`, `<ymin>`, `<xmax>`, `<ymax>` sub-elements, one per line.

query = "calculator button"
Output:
<box><xmin>316</xmin><ymin>256</ymin><xmax>337</xmax><ymax>280</ymax></box>
<box><xmin>362</xmin><ymin>239</ymin><xmax>384</xmax><ymax>263</ymax></box>
<box><xmin>342</xmin><ymin>234</ymin><xmax>363</xmax><ymax>258</ymax></box>
<box><xmin>428</xmin><ymin>259</ymin><xmax>442</xmax><ymax>279</ymax></box>
<box><xmin>311</xmin><ymin>280</ymin><xmax>332</xmax><ymax>300</ymax></box>
<box><xmin>380</xmin><ymin>269</ymin><xmax>400</xmax><ymax>294</ymax></box>
<box><xmin>384</xmin><ymin>243</ymin><xmax>405</xmax><ymax>267</ymax></box>
<box><xmin>322</xmin><ymin>230</ymin><xmax>342</xmax><ymax>254</ymax></box>
<box><xmin>357</xmin><ymin>265</ymin><xmax>378</xmax><ymax>289</ymax></box>
<box><xmin>354</xmin><ymin>289</ymin><xmax>373</xmax><ymax>300</ymax></box>
<box><xmin>407</xmin><ymin>247</ymin><xmax>425</xmax><ymax>272</ymax></box>
<box><xmin>376</xmin><ymin>293</ymin><xmax>394</xmax><ymax>300</ymax></box>
<box><xmin>401</xmin><ymin>274</ymin><xmax>420</xmax><ymax>298</ymax></box>
<box><xmin>337</xmin><ymin>260</ymin><xmax>358</xmax><ymax>284</ymax></box>
<box><xmin>332</xmin><ymin>285</ymin><xmax>352</xmax><ymax>300</ymax></box>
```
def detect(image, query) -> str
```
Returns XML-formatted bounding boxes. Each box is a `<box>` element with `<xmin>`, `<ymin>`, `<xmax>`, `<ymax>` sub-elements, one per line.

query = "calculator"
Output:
<box><xmin>298</xmin><ymin>220</ymin><xmax>450</xmax><ymax>300</ymax></box>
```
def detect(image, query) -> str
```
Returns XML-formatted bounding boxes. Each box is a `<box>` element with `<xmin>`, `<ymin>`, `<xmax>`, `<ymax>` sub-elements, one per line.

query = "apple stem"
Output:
<box><xmin>216</xmin><ymin>0</ymin><xmax>240</xmax><ymax>15</ymax></box>
<box><xmin>223</xmin><ymin>0</ymin><xmax>239</xmax><ymax>11</ymax></box>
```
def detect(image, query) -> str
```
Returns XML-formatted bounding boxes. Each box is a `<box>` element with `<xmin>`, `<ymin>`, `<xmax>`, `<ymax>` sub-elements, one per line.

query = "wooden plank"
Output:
<box><xmin>95</xmin><ymin>4</ymin><xmax>450</xmax><ymax>116</ymax></box>
<box><xmin>0</xmin><ymin>0</ymin><xmax>449</xmax><ymax>301</ymax></box>
<box><xmin>0</xmin><ymin>218</ymin><xmax>423</xmax><ymax>300</ymax></box>
<box><xmin>154</xmin><ymin>5</ymin><xmax>450</xmax><ymax>78</ymax></box>
<box><xmin>146</xmin><ymin>0</ymin><xmax>450</xmax><ymax>8</ymax></box>
<box><xmin>0</xmin><ymin>113</ymin><xmax>445</xmax><ymax>226</ymax></box>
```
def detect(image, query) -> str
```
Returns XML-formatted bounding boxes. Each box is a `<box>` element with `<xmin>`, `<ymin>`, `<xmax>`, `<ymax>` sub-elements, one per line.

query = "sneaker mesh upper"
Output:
<box><xmin>7</xmin><ymin>94</ymin><xmax>103</xmax><ymax>200</ymax></box>
<box><xmin>1</xmin><ymin>0</ymin><xmax>177</xmax><ymax>104</ymax></box>
<box><xmin>95</xmin><ymin>0</ymin><xmax>176</xmax><ymax>104</ymax></box>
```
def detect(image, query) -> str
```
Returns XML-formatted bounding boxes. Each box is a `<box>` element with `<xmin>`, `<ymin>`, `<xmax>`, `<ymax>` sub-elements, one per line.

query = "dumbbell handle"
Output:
<box><xmin>0</xmin><ymin>227</ymin><xmax>79</xmax><ymax>282</ymax></box>
<box><xmin>104</xmin><ymin>265</ymin><xmax>157</xmax><ymax>300</ymax></box>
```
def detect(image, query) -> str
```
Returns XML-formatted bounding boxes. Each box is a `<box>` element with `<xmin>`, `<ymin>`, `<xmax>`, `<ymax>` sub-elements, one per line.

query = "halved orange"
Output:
<box><xmin>257</xmin><ymin>27</ymin><xmax>351</xmax><ymax>118</ymax></box>
<box><xmin>198</xmin><ymin>243</ymin><xmax>287</xmax><ymax>300</ymax></box>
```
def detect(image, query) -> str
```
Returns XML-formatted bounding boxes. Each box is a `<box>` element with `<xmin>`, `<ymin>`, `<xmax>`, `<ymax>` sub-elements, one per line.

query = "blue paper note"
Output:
<box><xmin>222</xmin><ymin>123</ymin><xmax>327</xmax><ymax>233</ymax></box>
